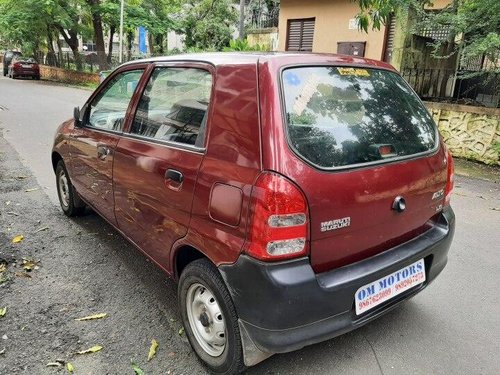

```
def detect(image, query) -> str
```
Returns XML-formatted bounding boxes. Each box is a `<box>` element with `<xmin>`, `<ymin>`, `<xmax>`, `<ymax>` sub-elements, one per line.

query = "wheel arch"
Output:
<box><xmin>174</xmin><ymin>245</ymin><xmax>209</xmax><ymax>281</ymax></box>
<box><xmin>51</xmin><ymin>151</ymin><xmax>63</xmax><ymax>172</ymax></box>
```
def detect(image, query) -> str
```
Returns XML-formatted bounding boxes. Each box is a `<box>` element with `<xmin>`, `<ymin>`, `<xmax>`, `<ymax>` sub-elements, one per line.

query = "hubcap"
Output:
<box><xmin>58</xmin><ymin>171</ymin><xmax>70</xmax><ymax>208</ymax></box>
<box><xmin>186</xmin><ymin>283</ymin><xmax>226</xmax><ymax>357</ymax></box>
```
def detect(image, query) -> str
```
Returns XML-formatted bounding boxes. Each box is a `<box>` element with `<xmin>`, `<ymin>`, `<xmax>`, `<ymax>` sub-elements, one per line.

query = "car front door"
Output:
<box><xmin>113</xmin><ymin>64</ymin><xmax>213</xmax><ymax>270</ymax></box>
<box><xmin>70</xmin><ymin>67</ymin><xmax>146</xmax><ymax>224</ymax></box>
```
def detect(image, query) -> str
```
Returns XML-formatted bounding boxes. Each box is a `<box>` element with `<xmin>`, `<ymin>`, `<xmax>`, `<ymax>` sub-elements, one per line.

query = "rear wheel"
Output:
<box><xmin>55</xmin><ymin>160</ymin><xmax>85</xmax><ymax>216</ymax></box>
<box><xmin>179</xmin><ymin>259</ymin><xmax>245</xmax><ymax>374</ymax></box>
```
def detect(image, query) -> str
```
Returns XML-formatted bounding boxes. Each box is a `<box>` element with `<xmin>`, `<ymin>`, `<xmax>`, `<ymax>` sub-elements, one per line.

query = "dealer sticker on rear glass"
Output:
<box><xmin>354</xmin><ymin>259</ymin><xmax>426</xmax><ymax>315</ymax></box>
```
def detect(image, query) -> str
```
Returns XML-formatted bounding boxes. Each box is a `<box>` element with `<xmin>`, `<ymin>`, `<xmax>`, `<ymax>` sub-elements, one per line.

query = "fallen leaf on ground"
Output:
<box><xmin>25</xmin><ymin>188</ymin><xmax>39</xmax><ymax>192</ymax></box>
<box><xmin>12</xmin><ymin>235</ymin><xmax>24</xmax><ymax>244</ymax></box>
<box><xmin>14</xmin><ymin>272</ymin><xmax>31</xmax><ymax>279</ymax></box>
<box><xmin>34</xmin><ymin>226</ymin><xmax>49</xmax><ymax>233</ymax></box>
<box><xmin>0</xmin><ymin>307</ymin><xmax>6</xmax><ymax>317</ymax></box>
<box><xmin>6</xmin><ymin>211</ymin><xmax>20</xmax><ymax>216</ymax></box>
<box><xmin>66</xmin><ymin>362</ymin><xmax>74</xmax><ymax>373</ymax></box>
<box><xmin>75</xmin><ymin>313</ymin><xmax>107</xmax><ymax>321</ymax></box>
<box><xmin>46</xmin><ymin>361</ymin><xmax>63</xmax><ymax>367</ymax></box>
<box><xmin>15</xmin><ymin>176</ymin><xmax>29</xmax><ymax>180</ymax></box>
<box><xmin>0</xmin><ymin>348</ymin><xmax>5</xmax><ymax>355</ymax></box>
<box><xmin>0</xmin><ymin>264</ymin><xmax>6</xmax><ymax>273</ymax></box>
<box><xmin>148</xmin><ymin>339</ymin><xmax>159</xmax><ymax>361</ymax></box>
<box><xmin>22</xmin><ymin>258</ymin><xmax>39</xmax><ymax>272</ymax></box>
<box><xmin>490</xmin><ymin>207</ymin><xmax>499</xmax><ymax>211</ymax></box>
<box><xmin>0</xmin><ymin>275</ymin><xmax>10</xmax><ymax>284</ymax></box>
<box><xmin>76</xmin><ymin>345</ymin><xmax>103</xmax><ymax>354</ymax></box>
<box><xmin>178</xmin><ymin>327</ymin><xmax>184</xmax><ymax>336</ymax></box>
<box><xmin>131</xmin><ymin>361</ymin><xmax>145</xmax><ymax>375</ymax></box>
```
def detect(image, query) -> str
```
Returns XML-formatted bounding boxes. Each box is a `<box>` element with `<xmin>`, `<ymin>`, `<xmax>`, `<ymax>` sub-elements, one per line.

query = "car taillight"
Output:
<box><xmin>444</xmin><ymin>146</ymin><xmax>454</xmax><ymax>206</ymax></box>
<box><xmin>14</xmin><ymin>63</ymin><xmax>21</xmax><ymax>68</ymax></box>
<box><xmin>244</xmin><ymin>172</ymin><xmax>309</xmax><ymax>261</ymax></box>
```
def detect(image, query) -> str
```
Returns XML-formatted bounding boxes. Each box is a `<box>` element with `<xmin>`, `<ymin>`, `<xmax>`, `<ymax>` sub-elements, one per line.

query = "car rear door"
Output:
<box><xmin>69</xmin><ymin>66</ymin><xmax>146</xmax><ymax>223</ymax></box>
<box><xmin>113</xmin><ymin>63</ymin><xmax>214</xmax><ymax>270</ymax></box>
<box><xmin>267</xmin><ymin>65</ymin><xmax>448</xmax><ymax>273</ymax></box>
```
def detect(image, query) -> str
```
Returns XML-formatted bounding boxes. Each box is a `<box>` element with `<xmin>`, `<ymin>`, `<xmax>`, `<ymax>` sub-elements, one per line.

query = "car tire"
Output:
<box><xmin>179</xmin><ymin>259</ymin><xmax>246</xmax><ymax>375</ymax></box>
<box><xmin>55</xmin><ymin>160</ymin><xmax>86</xmax><ymax>216</ymax></box>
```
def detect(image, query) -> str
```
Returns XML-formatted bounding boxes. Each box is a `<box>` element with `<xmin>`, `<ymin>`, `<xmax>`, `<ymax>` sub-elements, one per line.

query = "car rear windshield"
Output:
<box><xmin>281</xmin><ymin>66</ymin><xmax>438</xmax><ymax>169</ymax></box>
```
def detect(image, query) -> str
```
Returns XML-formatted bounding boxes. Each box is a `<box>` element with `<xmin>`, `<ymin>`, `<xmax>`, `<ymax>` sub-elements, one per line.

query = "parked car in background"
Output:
<box><xmin>2</xmin><ymin>50</ymin><xmax>22</xmax><ymax>76</ymax></box>
<box><xmin>51</xmin><ymin>53</ymin><xmax>455</xmax><ymax>374</ymax></box>
<box><xmin>8</xmin><ymin>57</ymin><xmax>40</xmax><ymax>80</ymax></box>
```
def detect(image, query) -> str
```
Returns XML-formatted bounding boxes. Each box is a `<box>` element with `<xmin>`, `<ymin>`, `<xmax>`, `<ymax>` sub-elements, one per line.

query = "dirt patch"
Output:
<box><xmin>454</xmin><ymin>157</ymin><xmax>500</xmax><ymax>184</ymax></box>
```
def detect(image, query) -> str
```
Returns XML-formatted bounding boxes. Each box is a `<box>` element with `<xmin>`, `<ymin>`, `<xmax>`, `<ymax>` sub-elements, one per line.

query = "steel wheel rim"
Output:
<box><xmin>186</xmin><ymin>282</ymin><xmax>227</xmax><ymax>357</ymax></box>
<box><xmin>58</xmin><ymin>171</ymin><xmax>70</xmax><ymax>208</ymax></box>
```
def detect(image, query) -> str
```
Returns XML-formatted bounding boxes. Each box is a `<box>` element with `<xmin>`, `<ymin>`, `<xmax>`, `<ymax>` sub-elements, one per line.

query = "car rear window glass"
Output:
<box><xmin>131</xmin><ymin>67</ymin><xmax>212</xmax><ymax>147</ymax></box>
<box><xmin>282</xmin><ymin>67</ymin><xmax>437</xmax><ymax>169</ymax></box>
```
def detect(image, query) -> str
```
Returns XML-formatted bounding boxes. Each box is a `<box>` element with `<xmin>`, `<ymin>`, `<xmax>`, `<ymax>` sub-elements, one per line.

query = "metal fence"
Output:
<box><xmin>401</xmin><ymin>68</ymin><xmax>500</xmax><ymax>108</ymax></box>
<box><xmin>247</xmin><ymin>7</ymin><xmax>279</xmax><ymax>29</ymax></box>
<box><xmin>34</xmin><ymin>51</ymin><xmax>152</xmax><ymax>73</ymax></box>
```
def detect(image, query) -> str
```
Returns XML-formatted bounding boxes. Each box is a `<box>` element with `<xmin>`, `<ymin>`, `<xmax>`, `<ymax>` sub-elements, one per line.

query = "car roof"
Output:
<box><xmin>121</xmin><ymin>52</ymin><xmax>396</xmax><ymax>72</ymax></box>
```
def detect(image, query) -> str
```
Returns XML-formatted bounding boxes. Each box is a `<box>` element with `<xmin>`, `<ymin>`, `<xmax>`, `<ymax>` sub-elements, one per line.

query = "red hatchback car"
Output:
<box><xmin>52</xmin><ymin>53</ymin><xmax>455</xmax><ymax>374</ymax></box>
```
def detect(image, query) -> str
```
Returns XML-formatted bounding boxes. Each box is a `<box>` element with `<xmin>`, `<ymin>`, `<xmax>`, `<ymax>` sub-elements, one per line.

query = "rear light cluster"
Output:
<box><xmin>444</xmin><ymin>146</ymin><xmax>454</xmax><ymax>206</ymax></box>
<box><xmin>244</xmin><ymin>172</ymin><xmax>309</xmax><ymax>261</ymax></box>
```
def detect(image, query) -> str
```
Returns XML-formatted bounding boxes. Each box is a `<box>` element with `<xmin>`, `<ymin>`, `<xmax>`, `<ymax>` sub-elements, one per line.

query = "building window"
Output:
<box><xmin>286</xmin><ymin>18</ymin><xmax>315</xmax><ymax>52</ymax></box>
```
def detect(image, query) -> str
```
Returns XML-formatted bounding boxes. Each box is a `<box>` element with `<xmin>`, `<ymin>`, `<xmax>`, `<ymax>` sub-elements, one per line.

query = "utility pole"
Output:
<box><xmin>239</xmin><ymin>0</ymin><xmax>245</xmax><ymax>40</ymax></box>
<box><xmin>119</xmin><ymin>0</ymin><xmax>124</xmax><ymax>63</ymax></box>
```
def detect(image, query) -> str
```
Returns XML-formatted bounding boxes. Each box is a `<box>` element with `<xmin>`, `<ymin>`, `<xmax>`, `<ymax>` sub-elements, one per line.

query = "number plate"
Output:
<box><xmin>21</xmin><ymin>64</ymin><xmax>32</xmax><ymax>68</ymax></box>
<box><xmin>355</xmin><ymin>259</ymin><xmax>426</xmax><ymax>315</ymax></box>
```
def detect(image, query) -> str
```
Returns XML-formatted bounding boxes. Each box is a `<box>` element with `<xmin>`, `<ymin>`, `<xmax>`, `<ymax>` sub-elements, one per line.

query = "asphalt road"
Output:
<box><xmin>0</xmin><ymin>75</ymin><xmax>499</xmax><ymax>374</ymax></box>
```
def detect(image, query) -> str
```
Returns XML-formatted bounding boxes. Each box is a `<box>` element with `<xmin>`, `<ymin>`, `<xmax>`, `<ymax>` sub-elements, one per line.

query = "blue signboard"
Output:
<box><xmin>139</xmin><ymin>26</ymin><xmax>147</xmax><ymax>54</ymax></box>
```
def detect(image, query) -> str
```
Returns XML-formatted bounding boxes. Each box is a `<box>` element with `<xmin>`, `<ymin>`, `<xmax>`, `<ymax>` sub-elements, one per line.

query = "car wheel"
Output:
<box><xmin>55</xmin><ymin>160</ymin><xmax>86</xmax><ymax>216</ymax></box>
<box><xmin>179</xmin><ymin>259</ymin><xmax>246</xmax><ymax>374</ymax></box>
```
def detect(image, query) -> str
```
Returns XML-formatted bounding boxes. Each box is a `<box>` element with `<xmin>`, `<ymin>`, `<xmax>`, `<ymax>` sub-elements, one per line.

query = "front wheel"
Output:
<box><xmin>55</xmin><ymin>160</ymin><xmax>85</xmax><ymax>216</ymax></box>
<box><xmin>179</xmin><ymin>259</ymin><xmax>245</xmax><ymax>374</ymax></box>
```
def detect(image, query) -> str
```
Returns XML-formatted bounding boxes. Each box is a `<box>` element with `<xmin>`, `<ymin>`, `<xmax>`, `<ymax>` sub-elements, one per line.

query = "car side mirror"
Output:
<box><xmin>74</xmin><ymin>107</ymin><xmax>82</xmax><ymax>127</ymax></box>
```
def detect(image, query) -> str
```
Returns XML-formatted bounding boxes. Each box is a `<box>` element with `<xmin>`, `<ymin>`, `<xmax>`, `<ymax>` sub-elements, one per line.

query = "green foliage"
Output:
<box><xmin>492</xmin><ymin>142</ymin><xmax>500</xmax><ymax>155</ymax></box>
<box><xmin>354</xmin><ymin>0</ymin><xmax>499</xmax><ymax>72</ymax></box>
<box><xmin>223</xmin><ymin>39</ymin><xmax>267</xmax><ymax>52</ymax></box>
<box><xmin>182</xmin><ymin>0</ymin><xmax>238</xmax><ymax>51</ymax></box>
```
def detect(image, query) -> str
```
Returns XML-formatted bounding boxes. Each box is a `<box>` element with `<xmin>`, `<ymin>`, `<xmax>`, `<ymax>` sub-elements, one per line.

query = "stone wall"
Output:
<box><xmin>425</xmin><ymin>102</ymin><xmax>500</xmax><ymax>165</ymax></box>
<box><xmin>40</xmin><ymin>65</ymin><xmax>100</xmax><ymax>85</ymax></box>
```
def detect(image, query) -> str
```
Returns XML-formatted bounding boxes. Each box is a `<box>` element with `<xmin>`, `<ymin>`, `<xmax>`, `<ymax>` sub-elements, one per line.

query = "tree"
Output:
<box><xmin>86</xmin><ymin>0</ymin><xmax>108</xmax><ymax>70</ymax></box>
<box><xmin>354</xmin><ymin>0</ymin><xmax>499</xmax><ymax>73</ymax></box>
<box><xmin>182</xmin><ymin>0</ymin><xmax>238</xmax><ymax>51</ymax></box>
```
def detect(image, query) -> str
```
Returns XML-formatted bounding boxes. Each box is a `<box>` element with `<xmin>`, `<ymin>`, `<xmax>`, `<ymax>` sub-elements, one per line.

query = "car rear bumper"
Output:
<box><xmin>219</xmin><ymin>206</ymin><xmax>455</xmax><ymax>360</ymax></box>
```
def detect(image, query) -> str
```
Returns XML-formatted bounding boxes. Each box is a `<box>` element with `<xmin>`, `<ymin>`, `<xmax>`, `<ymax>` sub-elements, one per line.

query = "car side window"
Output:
<box><xmin>130</xmin><ymin>67</ymin><xmax>212</xmax><ymax>147</ymax></box>
<box><xmin>88</xmin><ymin>69</ymin><xmax>144</xmax><ymax>131</ymax></box>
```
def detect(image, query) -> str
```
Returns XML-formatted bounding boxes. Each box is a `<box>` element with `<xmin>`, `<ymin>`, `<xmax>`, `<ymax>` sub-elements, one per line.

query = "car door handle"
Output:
<box><xmin>97</xmin><ymin>145</ymin><xmax>111</xmax><ymax>160</ymax></box>
<box><xmin>165</xmin><ymin>169</ymin><xmax>183</xmax><ymax>183</ymax></box>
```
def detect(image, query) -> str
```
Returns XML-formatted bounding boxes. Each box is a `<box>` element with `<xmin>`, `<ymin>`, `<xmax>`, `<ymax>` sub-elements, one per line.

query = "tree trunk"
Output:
<box><xmin>155</xmin><ymin>34</ymin><xmax>164</xmax><ymax>54</ymax></box>
<box><xmin>46</xmin><ymin>27</ymin><xmax>57</xmax><ymax>66</ymax></box>
<box><xmin>87</xmin><ymin>0</ymin><xmax>108</xmax><ymax>71</ymax></box>
<box><xmin>148</xmin><ymin>33</ymin><xmax>155</xmax><ymax>54</ymax></box>
<box><xmin>127</xmin><ymin>31</ymin><xmax>134</xmax><ymax>61</ymax></box>
<box><xmin>58</xmin><ymin>27</ymin><xmax>82</xmax><ymax>71</ymax></box>
<box><xmin>107</xmin><ymin>25</ymin><xmax>115</xmax><ymax>65</ymax></box>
